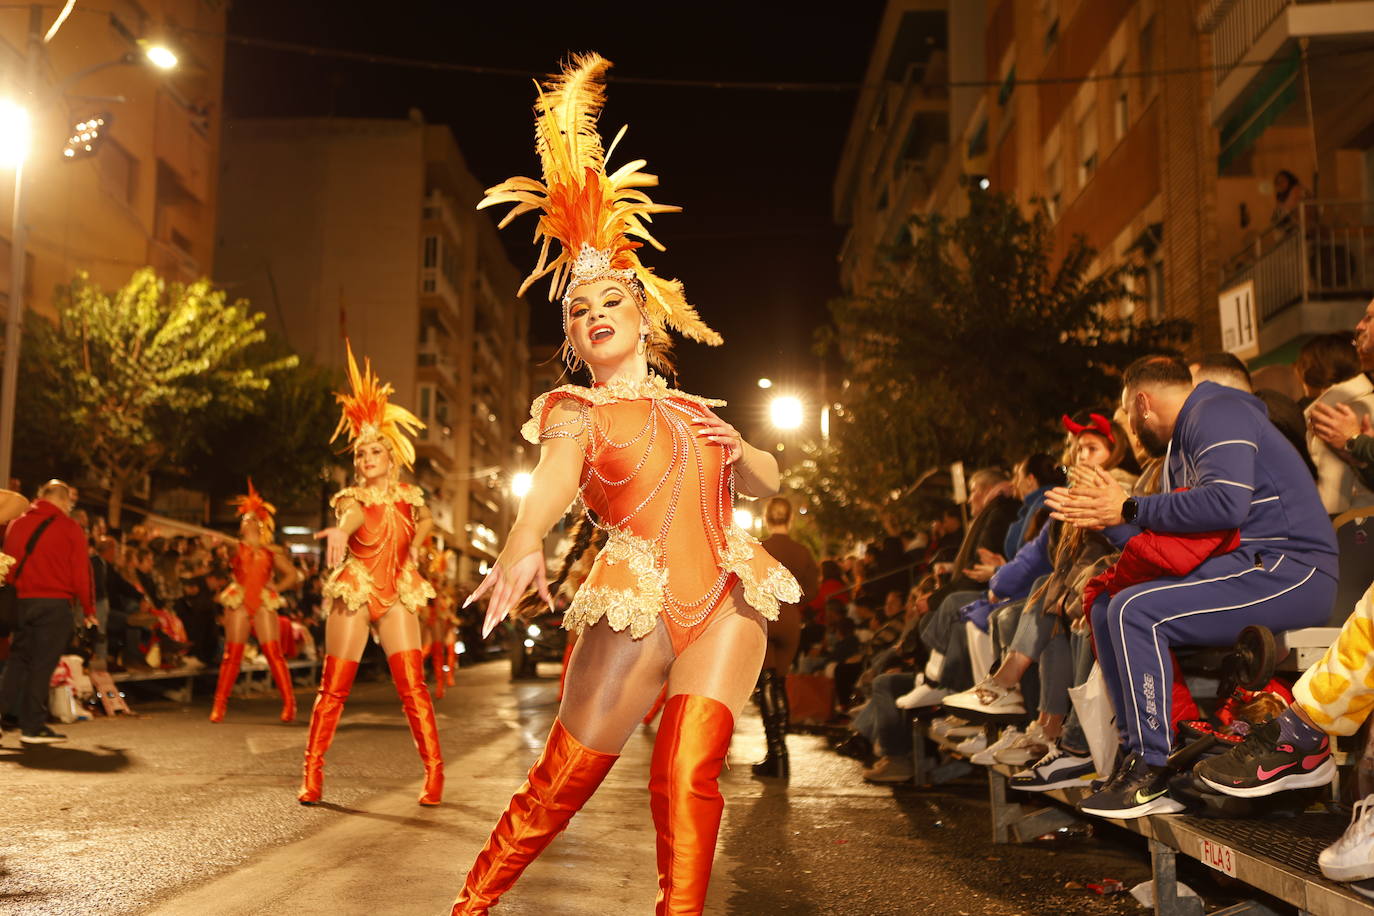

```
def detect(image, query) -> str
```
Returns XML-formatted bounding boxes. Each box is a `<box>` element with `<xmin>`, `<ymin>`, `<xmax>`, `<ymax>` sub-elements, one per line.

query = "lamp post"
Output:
<box><xmin>0</xmin><ymin>5</ymin><xmax>177</xmax><ymax>486</ymax></box>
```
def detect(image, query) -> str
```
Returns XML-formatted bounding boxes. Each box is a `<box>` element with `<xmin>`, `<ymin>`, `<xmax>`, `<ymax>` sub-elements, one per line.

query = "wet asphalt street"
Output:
<box><xmin>0</xmin><ymin>658</ymin><xmax>1189</xmax><ymax>915</ymax></box>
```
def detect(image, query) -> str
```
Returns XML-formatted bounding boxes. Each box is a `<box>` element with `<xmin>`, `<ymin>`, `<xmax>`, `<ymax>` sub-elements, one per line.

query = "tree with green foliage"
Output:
<box><xmin>793</xmin><ymin>190</ymin><xmax>1190</xmax><ymax>540</ymax></box>
<box><xmin>15</xmin><ymin>268</ymin><xmax>296</xmax><ymax>525</ymax></box>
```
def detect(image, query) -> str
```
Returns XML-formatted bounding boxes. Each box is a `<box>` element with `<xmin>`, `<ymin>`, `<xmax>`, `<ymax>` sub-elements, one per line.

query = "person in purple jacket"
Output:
<box><xmin>1047</xmin><ymin>356</ymin><xmax>1337</xmax><ymax>819</ymax></box>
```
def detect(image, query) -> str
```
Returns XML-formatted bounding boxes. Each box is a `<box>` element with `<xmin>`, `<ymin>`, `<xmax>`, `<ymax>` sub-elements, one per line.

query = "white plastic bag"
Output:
<box><xmin>1068</xmin><ymin>661</ymin><xmax>1119</xmax><ymax>777</ymax></box>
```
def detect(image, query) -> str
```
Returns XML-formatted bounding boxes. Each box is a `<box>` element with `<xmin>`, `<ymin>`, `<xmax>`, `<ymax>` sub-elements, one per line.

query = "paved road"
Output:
<box><xmin>0</xmin><ymin>658</ymin><xmax>1171</xmax><ymax>915</ymax></box>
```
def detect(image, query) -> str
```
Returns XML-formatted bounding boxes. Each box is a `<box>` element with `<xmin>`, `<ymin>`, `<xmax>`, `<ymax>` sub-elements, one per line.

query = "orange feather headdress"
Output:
<box><xmin>331</xmin><ymin>340</ymin><xmax>424</xmax><ymax>471</ymax></box>
<box><xmin>229</xmin><ymin>478</ymin><xmax>276</xmax><ymax>538</ymax></box>
<box><xmin>477</xmin><ymin>52</ymin><xmax>723</xmax><ymax>361</ymax></box>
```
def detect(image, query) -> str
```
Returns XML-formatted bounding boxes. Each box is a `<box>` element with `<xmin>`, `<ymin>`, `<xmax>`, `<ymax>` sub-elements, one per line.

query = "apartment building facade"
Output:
<box><xmin>839</xmin><ymin>0</ymin><xmax>1374</xmax><ymax>366</ymax></box>
<box><xmin>215</xmin><ymin>113</ymin><xmax>532</xmax><ymax>582</ymax></box>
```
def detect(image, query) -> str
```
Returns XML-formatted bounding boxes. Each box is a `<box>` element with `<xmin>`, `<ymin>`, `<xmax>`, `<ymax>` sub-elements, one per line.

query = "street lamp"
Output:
<box><xmin>769</xmin><ymin>395</ymin><xmax>804</xmax><ymax>431</ymax></box>
<box><xmin>142</xmin><ymin>43</ymin><xmax>178</xmax><ymax>71</ymax></box>
<box><xmin>732</xmin><ymin>508</ymin><xmax>754</xmax><ymax>530</ymax></box>
<box><xmin>0</xmin><ymin>102</ymin><xmax>31</xmax><ymax>169</ymax></box>
<box><xmin>511</xmin><ymin>471</ymin><xmax>533</xmax><ymax>499</ymax></box>
<box><xmin>757</xmin><ymin>378</ymin><xmax>772</xmax><ymax>389</ymax></box>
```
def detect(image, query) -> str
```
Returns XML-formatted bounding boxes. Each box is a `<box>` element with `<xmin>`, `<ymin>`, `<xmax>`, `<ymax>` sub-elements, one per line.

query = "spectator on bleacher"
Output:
<box><xmin>0</xmin><ymin>480</ymin><xmax>96</xmax><ymax>745</ymax></box>
<box><xmin>1005</xmin><ymin>453</ymin><xmax>1057</xmax><ymax>560</ymax></box>
<box><xmin>1050</xmin><ymin>356</ymin><xmax>1337</xmax><ymax>819</ymax></box>
<box><xmin>71</xmin><ymin>509</ymin><xmax>112</xmax><ymax>672</ymax></box>
<box><xmin>922</xmin><ymin>502</ymin><xmax>964</xmax><ymax>570</ymax></box>
<box><xmin>809</xmin><ymin>560</ymin><xmax>850</xmax><ymax>626</ymax></box>
<box><xmin>177</xmin><ymin>569</ymin><xmax>225</xmax><ymax>671</ymax></box>
<box><xmin>1194</xmin><ymin>580</ymin><xmax>1374</xmax><ymax>888</ymax></box>
<box><xmin>1189</xmin><ymin>352</ymin><xmax>1252</xmax><ymax>392</ymax></box>
<box><xmin>1297</xmin><ymin>333</ymin><xmax>1374</xmax><ymax>514</ymax></box>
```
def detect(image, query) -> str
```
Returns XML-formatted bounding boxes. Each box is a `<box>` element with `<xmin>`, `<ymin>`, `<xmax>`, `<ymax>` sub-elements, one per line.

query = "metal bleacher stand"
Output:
<box><xmin>907</xmin><ymin>509</ymin><xmax>1374</xmax><ymax>916</ymax></box>
<box><xmin>110</xmin><ymin>654</ymin><xmax>319</xmax><ymax>699</ymax></box>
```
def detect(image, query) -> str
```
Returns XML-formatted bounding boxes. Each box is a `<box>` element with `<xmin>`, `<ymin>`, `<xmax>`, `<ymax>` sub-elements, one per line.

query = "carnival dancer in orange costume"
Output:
<box><xmin>210</xmin><ymin>480</ymin><xmax>300</xmax><ymax>723</ymax></box>
<box><xmin>299</xmin><ymin>343</ymin><xmax>442</xmax><ymax>806</ymax></box>
<box><xmin>451</xmin><ymin>54</ymin><xmax>800</xmax><ymax>915</ymax></box>
<box><xmin>419</xmin><ymin>541</ymin><xmax>458</xmax><ymax>699</ymax></box>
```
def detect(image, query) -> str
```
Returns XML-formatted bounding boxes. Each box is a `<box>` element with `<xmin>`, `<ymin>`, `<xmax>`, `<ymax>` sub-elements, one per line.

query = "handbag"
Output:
<box><xmin>0</xmin><ymin>516</ymin><xmax>58</xmax><ymax>638</ymax></box>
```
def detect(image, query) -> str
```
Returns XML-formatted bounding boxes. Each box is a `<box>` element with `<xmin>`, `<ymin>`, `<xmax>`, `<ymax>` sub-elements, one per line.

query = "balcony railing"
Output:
<box><xmin>417</xmin><ymin>340</ymin><xmax>459</xmax><ymax>391</ymax></box>
<box><xmin>1202</xmin><ymin>0</ymin><xmax>1291</xmax><ymax>85</ymax></box>
<box><xmin>1221</xmin><ymin>200</ymin><xmax>1374</xmax><ymax>324</ymax></box>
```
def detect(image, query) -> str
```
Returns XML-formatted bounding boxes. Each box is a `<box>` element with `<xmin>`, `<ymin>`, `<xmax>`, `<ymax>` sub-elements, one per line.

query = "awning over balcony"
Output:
<box><xmin>1218</xmin><ymin>48</ymin><xmax>1299</xmax><ymax>173</ymax></box>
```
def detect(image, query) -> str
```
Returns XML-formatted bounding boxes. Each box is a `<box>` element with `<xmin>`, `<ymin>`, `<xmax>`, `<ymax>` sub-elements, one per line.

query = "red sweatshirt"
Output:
<box><xmin>3</xmin><ymin>499</ymin><xmax>95</xmax><ymax>619</ymax></box>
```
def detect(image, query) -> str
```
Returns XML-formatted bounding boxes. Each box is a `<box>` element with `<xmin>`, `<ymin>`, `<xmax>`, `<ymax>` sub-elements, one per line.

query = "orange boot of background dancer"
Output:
<box><xmin>389</xmin><ymin>648</ymin><xmax>444</xmax><ymax>805</ymax></box>
<box><xmin>298</xmin><ymin>655</ymin><xmax>358</xmax><ymax>804</ymax></box>
<box><xmin>260</xmin><ymin>640</ymin><xmax>297</xmax><ymax>722</ymax></box>
<box><xmin>208</xmin><ymin>642</ymin><xmax>245</xmax><ymax>723</ymax></box>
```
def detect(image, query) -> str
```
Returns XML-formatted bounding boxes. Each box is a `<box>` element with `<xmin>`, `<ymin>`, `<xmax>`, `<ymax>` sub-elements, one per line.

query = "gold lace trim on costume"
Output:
<box><xmin>563</xmin><ymin>524</ymin><xmax>802</xmax><ymax>638</ymax></box>
<box><xmin>0</xmin><ymin>551</ymin><xmax>13</xmax><ymax>586</ymax></box>
<box><xmin>521</xmin><ymin>375</ymin><xmax>727</xmax><ymax>444</ymax></box>
<box><xmin>331</xmin><ymin>482</ymin><xmax>425</xmax><ymax>511</ymax></box>
<box><xmin>396</xmin><ymin>565</ymin><xmax>438</xmax><ymax>610</ymax></box>
<box><xmin>320</xmin><ymin>557</ymin><xmax>436</xmax><ymax>617</ymax></box>
<box><xmin>216</xmin><ymin>582</ymin><xmax>285</xmax><ymax>612</ymax></box>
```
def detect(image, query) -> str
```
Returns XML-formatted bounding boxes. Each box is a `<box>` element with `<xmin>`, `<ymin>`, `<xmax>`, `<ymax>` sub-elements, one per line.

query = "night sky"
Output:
<box><xmin>221</xmin><ymin>2</ymin><xmax>886</xmax><ymax>438</ymax></box>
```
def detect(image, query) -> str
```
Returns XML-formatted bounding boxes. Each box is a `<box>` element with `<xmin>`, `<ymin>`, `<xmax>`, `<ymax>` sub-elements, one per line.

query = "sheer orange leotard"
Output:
<box><xmin>525</xmin><ymin>374</ymin><xmax>800</xmax><ymax>655</ymax></box>
<box><xmin>321</xmin><ymin>483</ymin><xmax>436</xmax><ymax>621</ymax></box>
<box><xmin>217</xmin><ymin>543</ymin><xmax>284</xmax><ymax>614</ymax></box>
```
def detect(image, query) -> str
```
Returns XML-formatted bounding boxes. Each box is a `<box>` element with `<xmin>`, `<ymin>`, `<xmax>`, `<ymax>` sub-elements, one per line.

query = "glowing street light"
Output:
<box><xmin>757</xmin><ymin>378</ymin><xmax>772</xmax><ymax>389</ymax></box>
<box><xmin>511</xmin><ymin>471</ymin><xmax>533</xmax><ymax>499</ymax></box>
<box><xmin>732</xmin><ymin>508</ymin><xmax>754</xmax><ymax>530</ymax></box>
<box><xmin>0</xmin><ymin>101</ymin><xmax>31</xmax><ymax>169</ymax></box>
<box><xmin>143</xmin><ymin>43</ymin><xmax>178</xmax><ymax>71</ymax></box>
<box><xmin>769</xmin><ymin>395</ymin><xmax>804</xmax><ymax>431</ymax></box>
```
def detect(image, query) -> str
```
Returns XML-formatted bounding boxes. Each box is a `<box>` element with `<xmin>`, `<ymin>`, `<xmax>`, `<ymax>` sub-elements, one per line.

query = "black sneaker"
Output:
<box><xmin>1009</xmin><ymin>743</ymin><xmax>1097</xmax><ymax>792</ymax></box>
<box><xmin>1077</xmin><ymin>755</ymin><xmax>1184</xmax><ymax>819</ymax></box>
<box><xmin>1088</xmin><ymin>749</ymin><xmax>1134</xmax><ymax>794</ymax></box>
<box><xmin>19</xmin><ymin>726</ymin><xmax>67</xmax><ymax>745</ymax></box>
<box><xmin>1194</xmin><ymin>718</ymin><xmax>1335</xmax><ymax>798</ymax></box>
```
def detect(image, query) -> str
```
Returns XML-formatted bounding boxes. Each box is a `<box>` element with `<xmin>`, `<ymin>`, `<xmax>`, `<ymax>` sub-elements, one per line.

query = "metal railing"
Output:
<box><xmin>1221</xmin><ymin>199</ymin><xmax>1374</xmax><ymax>323</ymax></box>
<box><xmin>1206</xmin><ymin>0</ymin><xmax>1292</xmax><ymax>85</ymax></box>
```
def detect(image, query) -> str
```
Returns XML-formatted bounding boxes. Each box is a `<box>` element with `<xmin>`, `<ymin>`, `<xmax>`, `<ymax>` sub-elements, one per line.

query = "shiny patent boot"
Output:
<box><xmin>389</xmin><ymin>649</ymin><xmax>444</xmax><ymax>805</ymax></box>
<box><xmin>751</xmin><ymin>668</ymin><xmax>790</xmax><ymax>779</ymax></box>
<box><xmin>208</xmin><ymin>642</ymin><xmax>245</xmax><ymax>723</ymax></box>
<box><xmin>260</xmin><ymin>640</ymin><xmax>297</xmax><ymax>722</ymax></box>
<box><xmin>429</xmin><ymin>641</ymin><xmax>447</xmax><ymax>700</ymax></box>
<box><xmin>650</xmin><ymin>694</ymin><xmax>734</xmax><ymax>915</ymax></box>
<box><xmin>451</xmin><ymin>719</ymin><xmax>618</xmax><ymax>914</ymax></box>
<box><xmin>298</xmin><ymin>655</ymin><xmax>358</xmax><ymax>804</ymax></box>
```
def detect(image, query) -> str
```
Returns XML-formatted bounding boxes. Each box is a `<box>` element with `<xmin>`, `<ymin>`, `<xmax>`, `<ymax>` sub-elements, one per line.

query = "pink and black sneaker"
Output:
<box><xmin>1194</xmin><ymin>717</ymin><xmax>1336</xmax><ymax>798</ymax></box>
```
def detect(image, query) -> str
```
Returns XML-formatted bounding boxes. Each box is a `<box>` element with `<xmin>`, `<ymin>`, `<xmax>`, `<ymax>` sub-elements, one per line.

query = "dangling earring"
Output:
<box><xmin>636</xmin><ymin>333</ymin><xmax>647</xmax><ymax>356</ymax></box>
<box><xmin>562</xmin><ymin>342</ymin><xmax>584</xmax><ymax>374</ymax></box>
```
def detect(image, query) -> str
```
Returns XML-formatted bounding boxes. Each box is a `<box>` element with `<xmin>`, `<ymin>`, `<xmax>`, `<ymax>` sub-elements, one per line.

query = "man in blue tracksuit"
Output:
<box><xmin>1047</xmin><ymin>356</ymin><xmax>1337</xmax><ymax>818</ymax></box>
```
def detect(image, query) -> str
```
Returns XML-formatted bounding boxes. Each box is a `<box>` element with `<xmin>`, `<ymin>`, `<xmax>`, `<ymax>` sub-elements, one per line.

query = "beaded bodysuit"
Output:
<box><xmin>322</xmin><ymin>483</ymin><xmax>436</xmax><ymax>621</ymax></box>
<box><xmin>525</xmin><ymin>374</ymin><xmax>801</xmax><ymax>654</ymax></box>
<box><xmin>218</xmin><ymin>543</ymin><xmax>284</xmax><ymax>614</ymax></box>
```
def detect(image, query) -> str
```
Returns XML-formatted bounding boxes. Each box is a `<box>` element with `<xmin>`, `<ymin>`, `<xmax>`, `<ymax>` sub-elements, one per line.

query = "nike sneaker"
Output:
<box><xmin>1194</xmin><ymin>717</ymin><xmax>1335</xmax><ymax>798</ymax></box>
<box><xmin>1077</xmin><ymin>754</ymin><xmax>1184</xmax><ymax>819</ymax></box>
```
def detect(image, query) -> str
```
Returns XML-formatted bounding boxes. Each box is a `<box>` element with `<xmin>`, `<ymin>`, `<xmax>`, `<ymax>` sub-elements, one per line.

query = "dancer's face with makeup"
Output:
<box><xmin>564</xmin><ymin>279</ymin><xmax>650</xmax><ymax>377</ymax></box>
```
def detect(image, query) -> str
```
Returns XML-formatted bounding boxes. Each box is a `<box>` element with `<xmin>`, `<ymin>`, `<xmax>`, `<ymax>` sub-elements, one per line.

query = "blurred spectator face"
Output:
<box><xmin>96</xmin><ymin>536</ymin><xmax>117</xmax><ymax>563</ymax></box>
<box><xmin>1355</xmin><ymin>298</ymin><xmax>1374</xmax><ymax>365</ymax></box>
<box><xmin>905</xmin><ymin>586</ymin><xmax>929</xmax><ymax>619</ymax></box>
<box><xmin>883</xmin><ymin>590</ymin><xmax>903</xmax><ymax>619</ymax></box>
<box><xmin>71</xmin><ymin>508</ymin><xmax>89</xmax><ymax>534</ymax></box>
<box><xmin>1073</xmin><ymin>432</ymin><xmax>1112</xmax><ymax>468</ymax></box>
<box><xmin>1012</xmin><ymin>460</ymin><xmax>1033</xmax><ymax>499</ymax></box>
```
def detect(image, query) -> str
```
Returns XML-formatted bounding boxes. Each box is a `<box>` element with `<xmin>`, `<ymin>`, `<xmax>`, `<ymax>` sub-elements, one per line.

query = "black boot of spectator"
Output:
<box><xmin>752</xmin><ymin>668</ymin><xmax>790</xmax><ymax>779</ymax></box>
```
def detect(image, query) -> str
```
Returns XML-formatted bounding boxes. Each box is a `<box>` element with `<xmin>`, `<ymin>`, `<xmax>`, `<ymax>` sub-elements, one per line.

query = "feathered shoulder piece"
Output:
<box><xmin>331</xmin><ymin>340</ymin><xmax>424</xmax><ymax>470</ymax></box>
<box><xmin>229</xmin><ymin>478</ymin><xmax>276</xmax><ymax>537</ymax></box>
<box><xmin>477</xmin><ymin>52</ymin><xmax>722</xmax><ymax>350</ymax></box>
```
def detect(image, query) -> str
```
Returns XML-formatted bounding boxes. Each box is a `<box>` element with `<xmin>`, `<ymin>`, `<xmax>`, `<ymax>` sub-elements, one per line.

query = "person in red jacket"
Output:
<box><xmin>0</xmin><ymin>480</ymin><xmax>97</xmax><ymax>745</ymax></box>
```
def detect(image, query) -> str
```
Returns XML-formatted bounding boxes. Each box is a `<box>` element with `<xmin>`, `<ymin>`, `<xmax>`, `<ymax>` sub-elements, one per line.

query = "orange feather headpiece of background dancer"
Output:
<box><xmin>331</xmin><ymin>340</ymin><xmax>424</xmax><ymax>471</ymax></box>
<box><xmin>229</xmin><ymin>478</ymin><xmax>276</xmax><ymax>539</ymax></box>
<box><xmin>476</xmin><ymin>52</ymin><xmax>723</xmax><ymax>372</ymax></box>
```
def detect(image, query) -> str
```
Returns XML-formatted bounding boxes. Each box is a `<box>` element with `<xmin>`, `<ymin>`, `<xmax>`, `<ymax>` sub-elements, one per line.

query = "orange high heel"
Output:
<box><xmin>298</xmin><ymin>655</ymin><xmax>358</xmax><ymax>804</ymax></box>
<box><xmin>649</xmin><ymin>694</ymin><xmax>734</xmax><ymax>915</ymax></box>
<box><xmin>451</xmin><ymin>719</ymin><xmax>617</xmax><ymax>914</ymax></box>
<box><xmin>208</xmin><ymin>642</ymin><xmax>245</xmax><ymax>723</ymax></box>
<box><xmin>389</xmin><ymin>649</ymin><xmax>444</xmax><ymax>805</ymax></box>
<box><xmin>260</xmin><ymin>640</ymin><xmax>297</xmax><ymax>722</ymax></box>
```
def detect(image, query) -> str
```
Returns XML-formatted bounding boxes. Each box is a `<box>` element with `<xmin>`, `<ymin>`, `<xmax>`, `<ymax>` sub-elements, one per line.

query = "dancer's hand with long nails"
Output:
<box><xmin>691</xmin><ymin>409</ymin><xmax>744</xmax><ymax>464</ymax></box>
<box><xmin>314</xmin><ymin>526</ymin><xmax>350</xmax><ymax>568</ymax></box>
<box><xmin>466</xmin><ymin>547</ymin><xmax>553</xmax><ymax>639</ymax></box>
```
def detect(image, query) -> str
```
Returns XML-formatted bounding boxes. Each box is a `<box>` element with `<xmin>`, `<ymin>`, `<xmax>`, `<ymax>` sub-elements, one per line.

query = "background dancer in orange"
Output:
<box><xmin>210</xmin><ymin>480</ymin><xmax>300</xmax><ymax>723</ymax></box>
<box><xmin>299</xmin><ymin>343</ymin><xmax>442</xmax><ymax>806</ymax></box>
<box><xmin>419</xmin><ymin>541</ymin><xmax>457</xmax><ymax>699</ymax></box>
<box><xmin>452</xmin><ymin>54</ymin><xmax>800</xmax><ymax>915</ymax></box>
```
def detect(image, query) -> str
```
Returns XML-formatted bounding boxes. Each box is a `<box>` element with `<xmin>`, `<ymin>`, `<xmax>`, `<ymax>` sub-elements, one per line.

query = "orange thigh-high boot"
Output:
<box><xmin>451</xmin><ymin>719</ymin><xmax>618</xmax><ymax>914</ymax></box>
<box><xmin>260</xmin><ymin>640</ymin><xmax>297</xmax><ymax>722</ymax></box>
<box><xmin>389</xmin><ymin>649</ymin><xmax>445</xmax><ymax>805</ymax></box>
<box><xmin>649</xmin><ymin>694</ymin><xmax>735</xmax><ymax>915</ymax></box>
<box><xmin>298</xmin><ymin>655</ymin><xmax>359</xmax><ymax>804</ymax></box>
<box><xmin>209</xmin><ymin>642</ymin><xmax>245</xmax><ymax>723</ymax></box>
<box><xmin>446</xmin><ymin>641</ymin><xmax>457</xmax><ymax>685</ymax></box>
<box><xmin>429</xmin><ymin>641</ymin><xmax>447</xmax><ymax>699</ymax></box>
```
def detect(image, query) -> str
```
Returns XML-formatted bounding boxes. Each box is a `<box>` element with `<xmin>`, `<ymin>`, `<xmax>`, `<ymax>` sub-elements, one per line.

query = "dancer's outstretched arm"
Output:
<box><xmin>692</xmin><ymin>408</ymin><xmax>780</xmax><ymax>497</ymax></box>
<box><xmin>314</xmin><ymin>497</ymin><xmax>363</xmax><ymax>568</ymax></box>
<box><xmin>466</xmin><ymin>408</ymin><xmax>585</xmax><ymax>637</ymax></box>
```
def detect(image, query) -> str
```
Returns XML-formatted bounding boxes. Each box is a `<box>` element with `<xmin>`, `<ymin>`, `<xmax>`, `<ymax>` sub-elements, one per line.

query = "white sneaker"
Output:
<box><xmin>1321</xmin><ymin>796</ymin><xmax>1374</xmax><ymax>882</ymax></box>
<box><xmin>863</xmin><ymin>754</ymin><xmax>915</xmax><ymax>784</ymax></box>
<box><xmin>928</xmin><ymin>715</ymin><xmax>967</xmax><ymax>740</ymax></box>
<box><xmin>1009</xmin><ymin>743</ymin><xmax>1097</xmax><ymax>791</ymax></box>
<box><xmin>953</xmin><ymin>732</ymin><xmax>988</xmax><ymax>756</ymax></box>
<box><xmin>942</xmin><ymin>677</ymin><xmax>1026</xmax><ymax>716</ymax></box>
<box><xmin>993</xmin><ymin>721</ymin><xmax>1050</xmax><ymax>767</ymax></box>
<box><xmin>971</xmin><ymin>726</ymin><xmax>1024</xmax><ymax>766</ymax></box>
<box><xmin>895</xmin><ymin>674</ymin><xmax>951</xmax><ymax>710</ymax></box>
